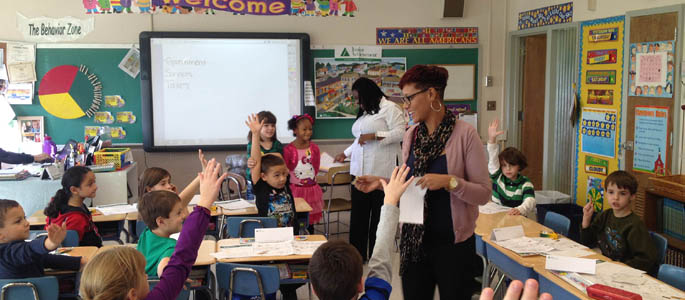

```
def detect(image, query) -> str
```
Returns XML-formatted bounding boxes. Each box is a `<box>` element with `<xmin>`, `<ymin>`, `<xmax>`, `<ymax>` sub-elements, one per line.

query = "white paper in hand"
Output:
<box><xmin>320</xmin><ymin>152</ymin><xmax>344</xmax><ymax>172</ymax></box>
<box><xmin>399</xmin><ymin>179</ymin><xmax>427</xmax><ymax>224</ymax></box>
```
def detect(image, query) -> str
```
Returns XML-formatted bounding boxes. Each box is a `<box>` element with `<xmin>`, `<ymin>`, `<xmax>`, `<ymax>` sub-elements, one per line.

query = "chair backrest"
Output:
<box><xmin>0</xmin><ymin>276</ymin><xmax>58</xmax><ymax>300</ymax></box>
<box><xmin>221</xmin><ymin>174</ymin><xmax>245</xmax><ymax>200</ymax></box>
<box><xmin>62</xmin><ymin>230</ymin><xmax>79</xmax><ymax>247</ymax></box>
<box><xmin>148</xmin><ymin>278</ymin><xmax>190</xmax><ymax>300</ymax></box>
<box><xmin>29</xmin><ymin>230</ymin><xmax>79</xmax><ymax>247</ymax></box>
<box><xmin>326</xmin><ymin>166</ymin><xmax>351</xmax><ymax>185</ymax></box>
<box><xmin>225</xmin><ymin>217</ymin><xmax>278</xmax><ymax>238</ymax></box>
<box><xmin>650</xmin><ymin>231</ymin><xmax>668</xmax><ymax>266</ymax></box>
<box><xmin>136</xmin><ymin>220</ymin><xmax>148</xmax><ymax>238</ymax></box>
<box><xmin>216</xmin><ymin>263</ymin><xmax>279</xmax><ymax>299</ymax></box>
<box><xmin>543</xmin><ymin>211</ymin><xmax>571</xmax><ymax>237</ymax></box>
<box><xmin>658</xmin><ymin>264</ymin><xmax>685</xmax><ymax>291</ymax></box>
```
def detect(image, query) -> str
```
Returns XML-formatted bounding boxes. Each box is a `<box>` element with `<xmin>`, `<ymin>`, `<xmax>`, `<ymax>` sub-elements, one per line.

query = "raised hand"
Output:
<box><xmin>582</xmin><ymin>201</ymin><xmax>594</xmax><ymax>228</ymax></box>
<box><xmin>198</xmin><ymin>159</ymin><xmax>228</xmax><ymax>209</ymax></box>
<box><xmin>488</xmin><ymin>119</ymin><xmax>505</xmax><ymax>144</ymax></box>
<box><xmin>198</xmin><ymin>149</ymin><xmax>208</xmax><ymax>170</ymax></box>
<box><xmin>245</xmin><ymin>114</ymin><xmax>264</xmax><ymax>135</ymax></box>
<box><xmin>45</xmin><ymin>222</ymin><xmax>67</xmax><ymax>250</ymax></box>
<box><xmin>380</xmin><ymin>165</ymin><xmax>414</xmax><ymax>206</ymax></box>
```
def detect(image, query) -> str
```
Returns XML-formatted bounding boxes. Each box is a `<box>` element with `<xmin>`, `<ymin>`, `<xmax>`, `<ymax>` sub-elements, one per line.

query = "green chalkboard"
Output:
<box><xmin>11</xmin><ymin>48</ymin><xmax>142</xmax><ymax>145</ymax></box>
<box><xmin>311</xmin><ymin>48</ymin><xmax>479</xmax><ymax>139</ymax></box>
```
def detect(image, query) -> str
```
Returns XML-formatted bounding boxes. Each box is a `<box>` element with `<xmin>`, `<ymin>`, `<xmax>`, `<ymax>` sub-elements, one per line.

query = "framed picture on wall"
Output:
<box><xmin>17</xmin><ymin>116</ymin><xmax>44</xmax><ymax>144</ymax></box>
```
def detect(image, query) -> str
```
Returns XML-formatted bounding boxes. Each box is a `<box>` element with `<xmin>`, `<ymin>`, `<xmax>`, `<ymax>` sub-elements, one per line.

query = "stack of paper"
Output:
<box><xmin>319</xmin><ymin>152</ymin><xmax>344</xmax><ymax>172</ymax></box>
<box><xmin>479</xmin><ymin>202</ymin><xmax>511</xmax><ymax>214</ymax></box>
<box><xmin>216</xmin><ymin>199</ymin><xmax>255</xmax><ymax>210</ymax></box>
<box><xmin>211</xmin><ymin>239</ymin><xmax>326</xmax><ymax>259</ymax></box>
<box><xmin>96</xmin><ymin>204</ymin><xmax>138</xmax><ymax>215</ymax></box>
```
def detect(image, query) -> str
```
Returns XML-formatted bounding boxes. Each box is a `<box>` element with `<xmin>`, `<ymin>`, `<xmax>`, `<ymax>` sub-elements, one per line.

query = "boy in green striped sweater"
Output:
<box><xmin>487</xmin><ymin>119</ymin><xmax>536</xmax><ymax>218</ymax></box>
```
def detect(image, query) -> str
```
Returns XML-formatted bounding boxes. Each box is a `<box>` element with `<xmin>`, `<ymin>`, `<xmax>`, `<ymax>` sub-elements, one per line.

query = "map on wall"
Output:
<box><xmin>314</xmin><ymin>57</ymin><xmax>406</xmax><ymax>119</ymax></box>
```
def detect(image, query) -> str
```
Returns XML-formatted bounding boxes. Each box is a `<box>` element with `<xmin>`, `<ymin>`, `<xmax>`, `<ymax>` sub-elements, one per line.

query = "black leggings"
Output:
<box><xmin>401</xmin><ymin>235</ymin><xmax>480</xmax><ymax>300</ymax></box>
<box><xmin>349</xmin><ymin>184</ymin><xmax>384</xmax><ymax>261</ymax></box>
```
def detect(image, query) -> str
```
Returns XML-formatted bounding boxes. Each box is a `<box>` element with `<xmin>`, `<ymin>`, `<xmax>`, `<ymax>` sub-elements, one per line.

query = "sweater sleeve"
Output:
<box><xmin>0</xmin><ymin>148</ymin><xmax>34</xmax><ymax>165</ymax></box>
<box><xmin>367</xmin><ymin>205</ymin><xmax>399</xmax><ymax>282</ymax></box>
<box><xmin>311</xmin><ymin>143</ymin><xmax>320</xmax><ymax>176</ymax></box>
<box><xmin>146</xmin><ymin>206</ymin><xmax>210</xmax><ymax>300</ymax></box>
<box><xmin>43</xmin><ymin>254</ymin><xmax>81</xmax><ymax>271</ymax></box>
<box><xmin>377</xmin><ymin>102</ymin><xmax>407</xmax><ymax>146</ymax></box>
<box><xmin>283</xmin><ymin>144</ymin><xmax>297</xmax><ymax>171</ymax></box>
<box><xmin>580</xmin><ymin>210</ymin><xmax>606</xmax><ymax>248</ymax></box>
<box><xmin>624</xmin><ymin>219</ymin><xmax>658</xmax><ymax>273</ymax></box>
<box><xmin>1</xmin><ymin>238</ymin><xmax>50</xmax><ymax>266</ymax></box>
<box><xmin>451</xmin><ymin>128</ymin><xmax>492</xmax><ymax>206</ymax></box>
<box><xmin>486</xmin><ymin>143</ymin><xmax>500</xmax><ymax>175</ymax></box>
<box><xmin>515</xmin><ymin>182</ymin><xmax>536</xmax><ymax>217</ymax></box>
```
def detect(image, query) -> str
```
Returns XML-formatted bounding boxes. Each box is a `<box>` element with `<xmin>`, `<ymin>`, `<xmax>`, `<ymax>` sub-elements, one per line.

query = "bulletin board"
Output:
<box><xmin>10</xmin><ymin>46</ymin><xmax>142</xmax><ymax>145</ymax></box>
<box><xmin>574</xmin><ymin>16</ymin><xmax>625</xmax><ymax>210</ymax></box>
<box><xmin>311</xmin><ymin>48</ymin><xmax>479</xmax><ymax>139</ymax></box>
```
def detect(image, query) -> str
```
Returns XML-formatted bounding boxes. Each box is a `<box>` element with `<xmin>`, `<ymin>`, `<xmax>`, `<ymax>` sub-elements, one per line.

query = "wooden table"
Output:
<box><xmin>44</xmin><ymin>246</ymin><xmax>98</xmax><ymax>275</ymax></box>
<box><xmin>215</xmin><ymin>235</ymin><xmax>326</xmax><ymax>263</ymax></box>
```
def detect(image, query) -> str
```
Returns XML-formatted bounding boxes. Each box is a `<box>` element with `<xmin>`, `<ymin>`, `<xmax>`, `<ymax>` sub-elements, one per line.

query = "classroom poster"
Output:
<box><xmin>446</xmin><ymin>103</ymin><xmax>471</xmax><ymax>115</ymax></box>
<box><xmin>580</xmin><ymin>108</ymin><xmax>617</xmax><ymax>158</ymax></box>
<box><xmin>517</xmin><ymin>2</ymin><xmax>573</xmax><ymax>30</ymax></box>
<box><xmin>314</xmin><ymin>57</ymin><xmax>406</xmax><ymax>119</ymax></box>
<box><xmin>376</xmin><ymin>27</ymin><xmax>478</xmax><ymax>45</ymax></box>
<box><xmin>82</xmin><ymin>0</ymin><xmax>358</xmax><ymax>17</ymax></box>
<box><xmin>16</xmin><ymin>13</ymin><xmax>95</xmax><ymax>42</ymax></box>
<box><xmin>574</xmin><ymin>16</ymin><xmax>624</xmax><ymax>209</ymax></box>
<box><xmin>628</xmin><ymin>40</ymin><xmax>675</xmax><ymax>98</ymax></box>
<box><xmin>633</xmin><ymin>106</ymin><xmax>669</xmax><ymax>175</ymax></box>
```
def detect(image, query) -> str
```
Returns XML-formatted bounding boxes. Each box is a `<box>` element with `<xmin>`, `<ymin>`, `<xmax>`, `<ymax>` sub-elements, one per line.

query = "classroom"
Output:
<box><xmin>0</xmin><ymin>0</ymin><xmax>685</xmax><ymax>299</ymax></box>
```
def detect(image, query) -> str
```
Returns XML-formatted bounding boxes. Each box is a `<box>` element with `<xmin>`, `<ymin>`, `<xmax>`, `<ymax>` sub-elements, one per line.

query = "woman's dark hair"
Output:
<box><xmin>139</xmin><ymin>167</ymin><xmax>171</xmax><ymax>198</ymax></box>
<box><xmin>352</xmin><ymin>77</ymin><xmax>386</xmax><ymax>119</ymax></box>
<box><xmin>44</xmin><ymin>166</ymin><xmax>92</xmax><ymax>218</ymax></box>
<box><xmin>246</xmin><ymin>111</ymin><xmax>278</xmax><ymax>142</ymax></box>
<box><xmin>399</xmin><ymin>65</ymin><xmax>449</xmax><ymax>100</ymax></box>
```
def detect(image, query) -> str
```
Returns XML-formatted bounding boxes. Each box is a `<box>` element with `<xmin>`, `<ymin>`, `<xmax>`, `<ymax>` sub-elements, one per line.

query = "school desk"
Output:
<box><xmin>0</xmin><ymin>162</ymin><xmax>138</xmax><ymax>218</ymax></box>
<box><xmin>29</xmin><ymin>210</ymin><xmax>128</xmax><ymax>244</ymax></box>
<box><xmin>481</xmin><ymin>214</ymin><xmax>552</xmax><ymax>284</ymax></box>
<box><xmin>126</xmin><ymin>205</ymin><xmax>224</xmax><ymax>242</ymax></box>
<box><xmin>44</xmin><ymin>246</ymin><xmax>98</xmax><ymax>276</ymax></box>
<box><xmin>215</xmin><ymin>235</ymin><xmax>327</xmax><ymax>263</ymax></box>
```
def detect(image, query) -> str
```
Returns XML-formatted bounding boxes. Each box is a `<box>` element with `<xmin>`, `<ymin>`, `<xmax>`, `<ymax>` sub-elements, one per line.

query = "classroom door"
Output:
<box><xmin>625</xmin><ymin>12</ymin><xmax>678</xmax><ymax>226</ymax></box>
<box><xmin>520</xmin><ymin>34</ymin><xmax>547</xmax><ymax>189</ymax></box>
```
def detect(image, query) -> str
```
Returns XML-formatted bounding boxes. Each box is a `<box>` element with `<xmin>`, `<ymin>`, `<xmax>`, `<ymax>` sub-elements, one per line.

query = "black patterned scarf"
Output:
<box><xmin>399</xmin><ymin>110</ymin><xmax>456</xmax><ymax>275</ymax></box>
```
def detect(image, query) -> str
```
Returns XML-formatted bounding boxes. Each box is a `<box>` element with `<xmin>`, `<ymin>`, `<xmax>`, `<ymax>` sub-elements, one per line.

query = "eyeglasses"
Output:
<box><xmin>401</xmin><ymin>88</ymin><xmax>430</xmax><ymax>104</ymax></box>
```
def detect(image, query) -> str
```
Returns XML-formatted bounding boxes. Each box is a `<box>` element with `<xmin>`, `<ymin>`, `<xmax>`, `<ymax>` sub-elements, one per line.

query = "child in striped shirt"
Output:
<box><xmin>487</xmin><ymin>119</ymin><xmax>536</xmax><ymax>218</ymax></box>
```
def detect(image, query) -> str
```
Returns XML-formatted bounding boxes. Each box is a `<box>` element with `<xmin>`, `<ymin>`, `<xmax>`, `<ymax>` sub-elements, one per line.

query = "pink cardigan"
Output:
<box><xmin>402</xmin><ymin>119</ymin><xmax>491</xmax><ymax>243</ymax></box>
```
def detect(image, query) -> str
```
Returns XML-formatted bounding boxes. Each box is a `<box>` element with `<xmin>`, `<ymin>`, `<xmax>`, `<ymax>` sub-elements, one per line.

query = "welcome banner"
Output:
<box><xmin>151</xmin><ymin>0</ymin><xmax>289</xmax><ymax>15</ymax></box>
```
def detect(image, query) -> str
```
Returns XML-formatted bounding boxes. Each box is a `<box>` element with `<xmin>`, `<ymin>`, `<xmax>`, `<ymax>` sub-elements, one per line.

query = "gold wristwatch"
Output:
<box><xmin>448</xmin><ymin>176</ymin><xmax>458</xmax><ymax>190</ymax></box>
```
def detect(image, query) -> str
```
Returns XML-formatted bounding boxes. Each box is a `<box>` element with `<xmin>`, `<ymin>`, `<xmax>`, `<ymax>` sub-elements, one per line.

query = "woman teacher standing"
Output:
<box><xmin>355</xmin><ymin>65</ymin><xmax>491</xmax><ymax>299</ymax></box>
<box><xmin>334</xmin><ymin>77</ymin><xmax>406</xmax><ymax>262</ymax></box>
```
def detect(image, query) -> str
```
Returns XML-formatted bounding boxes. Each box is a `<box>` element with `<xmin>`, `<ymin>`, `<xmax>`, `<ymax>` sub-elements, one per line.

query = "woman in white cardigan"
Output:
<box><xmin>334</xmin><ymin>77</ymin><xmax>406</xmax><ymax>261</ymax></box>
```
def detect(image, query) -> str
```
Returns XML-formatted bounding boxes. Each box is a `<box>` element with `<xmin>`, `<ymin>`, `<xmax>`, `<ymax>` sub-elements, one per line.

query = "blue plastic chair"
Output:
<box><xmin>29</xmin><ymin>230</ymin><xmax>79</xmax><ymax>247</ymax></box>
<box><xmin>543</xmin><ymin>211</ymin><xmax>571</xmax><ymax>237</ymax></box>
<box><xmin>216</xmin><ymin>263</ymin><xmax>280</xmax><ymax>300</ymax></box>
<box><xmin>650</xmin><ymin>231</ymin><xmax>668</xmax><ymax>266</ymax></box>
<box><xmin>148</xmin><ymin>277</ymin><xmax>190</xmax><ymax>300</ymax></box>
<box><xmin>136</xmin><ymin>220</ymin><xmax>148</xmax><ymax>238</ymax></box>
<box><xmin>658</xmin><ymin>264</ymin><xmax>685</xmax><ymax>291</ymax></box>
<box><xmin>224</xmin><ymin>217</ymin><xmax>278</xmax><ymax>238</ymax></box>
<box><xmin>0</xmin><ymin>276</ymin><xmax>58</xmax><ymax>300</ymax></box>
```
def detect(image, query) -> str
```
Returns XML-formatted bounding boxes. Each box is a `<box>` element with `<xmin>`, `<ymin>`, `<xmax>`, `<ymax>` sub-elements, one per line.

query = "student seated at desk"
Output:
<box><xmin>44</xmin><ymin>166</ymin><xmax>102</xmax><ymax>247</ymax></box>
<box><xmin>137</xmin><ymin>190</ymin><xmax>189</xmax><ymax>277</ymax></box>
<box><xmin>138</xmin><ymin>149</ymin><xmax>208</xmax><ymax>206</ymax></box>
<box><xmin>581</xmin><ymin>170</ymin><xmax>658</xmax><ymax>275</ymax></box>
<box><xmin>80</xmin><ymin>159</ymin><xmax>227</xmax><ymax>300</ymax></box>
<box><xmin>0</xmin><ymin>199</ymin><xmax>85</xmax><ymax>279</ymax></box>
<box><xmin>309</xmin><ymin>165</ymin><xmax>413</xmax><ymax>300</ymax></box>
<box><xmin>247</xmin><ymin>114</ymin><xmax>299</xmax><ymax>235</ymax></box>
<box><xmin>487</xmin><ymin>119</ymin><xmax>536</xmax><ymax>218</ymax></box>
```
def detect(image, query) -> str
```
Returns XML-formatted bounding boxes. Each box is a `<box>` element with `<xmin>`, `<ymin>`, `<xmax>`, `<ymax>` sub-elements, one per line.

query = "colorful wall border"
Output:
<box><xmin>574</xmin><ymin>15</ymin><xmax>625</xmax><ymax>210</ymax></box>
<box><xmin>518</xmin><ymin>2</ymin><xmax>573</xmax><ymax>30</ymax></box>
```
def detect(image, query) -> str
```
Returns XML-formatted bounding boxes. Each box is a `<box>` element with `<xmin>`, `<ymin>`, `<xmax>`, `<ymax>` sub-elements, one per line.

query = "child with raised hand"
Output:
<box><xmin>487</xmin><ymin>119</ymin><xmax>536</xmax><ymax>218</ymax></box>
<box><xmin>0</xmin><ymin>199</ymin><xmax>86</xmax><ymax>279</ymax></box>
<box><xmin>44</xmin><ymin>166</ymin><xmax>102</xmax><ymax>247</ymax></box>
<box><xmin>139</xmin><ymin>149</ymin><xmax>208</xmax><ymax>206</ymax></box>
<box><xmin>283</xmin><ymin>114</ymin><xmax>323</xmax><ymax>230</ymax></box>
<box><xmin>245</xmin><ymin>111</ymin><xmax>283</xmax><ymax>200</ymax></box>
<box><xmin>80</xmin><ymin>159</ymin><xmax>227</xmax><ymax>300</ymax></box>
<box><xmin>580</xmin><ymin>170</ymin><xmax>658</xmax><ymax>275</ymax></box>
<box><xmin>309</xmin><ymin>165</ymin><xmax>413</xmax><ymax>300</ymax></box>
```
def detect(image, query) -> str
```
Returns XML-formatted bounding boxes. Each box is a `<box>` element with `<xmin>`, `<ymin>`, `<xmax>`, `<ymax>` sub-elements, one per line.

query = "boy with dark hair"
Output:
<box><xmin>309</xmin><ymin>165</ymin><xmax>414</xmax><ymax>300</ymax></box>
<box><xmin>0</xmin><ymin>199</ymin><xmax>84</xmax><ymax>279</ymax></box>
<box><xmin>487</xmin><ymin>119</ymin><xmax>536</xmax><ymax>218</ymax></box>
<box><xmin>581</xmin><ymin>170</ymin><xmax>658</xmax><ymax>275</ymax></box>
<box><xmin>137</xmin><ymin>190</ymin><xmax>188</xmax><ymax>277</ymax></box>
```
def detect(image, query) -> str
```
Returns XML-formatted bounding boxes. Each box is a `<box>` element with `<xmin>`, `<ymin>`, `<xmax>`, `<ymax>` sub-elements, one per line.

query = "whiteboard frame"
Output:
<box><xmin>432</xmin><ymin>63</ymin><xmax>475</xmax><ymax>101</ymax></box>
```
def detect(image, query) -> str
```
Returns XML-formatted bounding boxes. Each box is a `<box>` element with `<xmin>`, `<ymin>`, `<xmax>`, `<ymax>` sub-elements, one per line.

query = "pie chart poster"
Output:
<box><xmin>10</xmin><ymin>48</ymin><xmax>142</xmax><ymax>144</ymax></box>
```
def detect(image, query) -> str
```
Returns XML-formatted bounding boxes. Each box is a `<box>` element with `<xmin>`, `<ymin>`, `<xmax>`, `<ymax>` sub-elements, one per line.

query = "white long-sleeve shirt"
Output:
<box><xmin>344</xmin><ymin>97</ymin><xmax>406</xmax><ymax>178</ymax></box>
